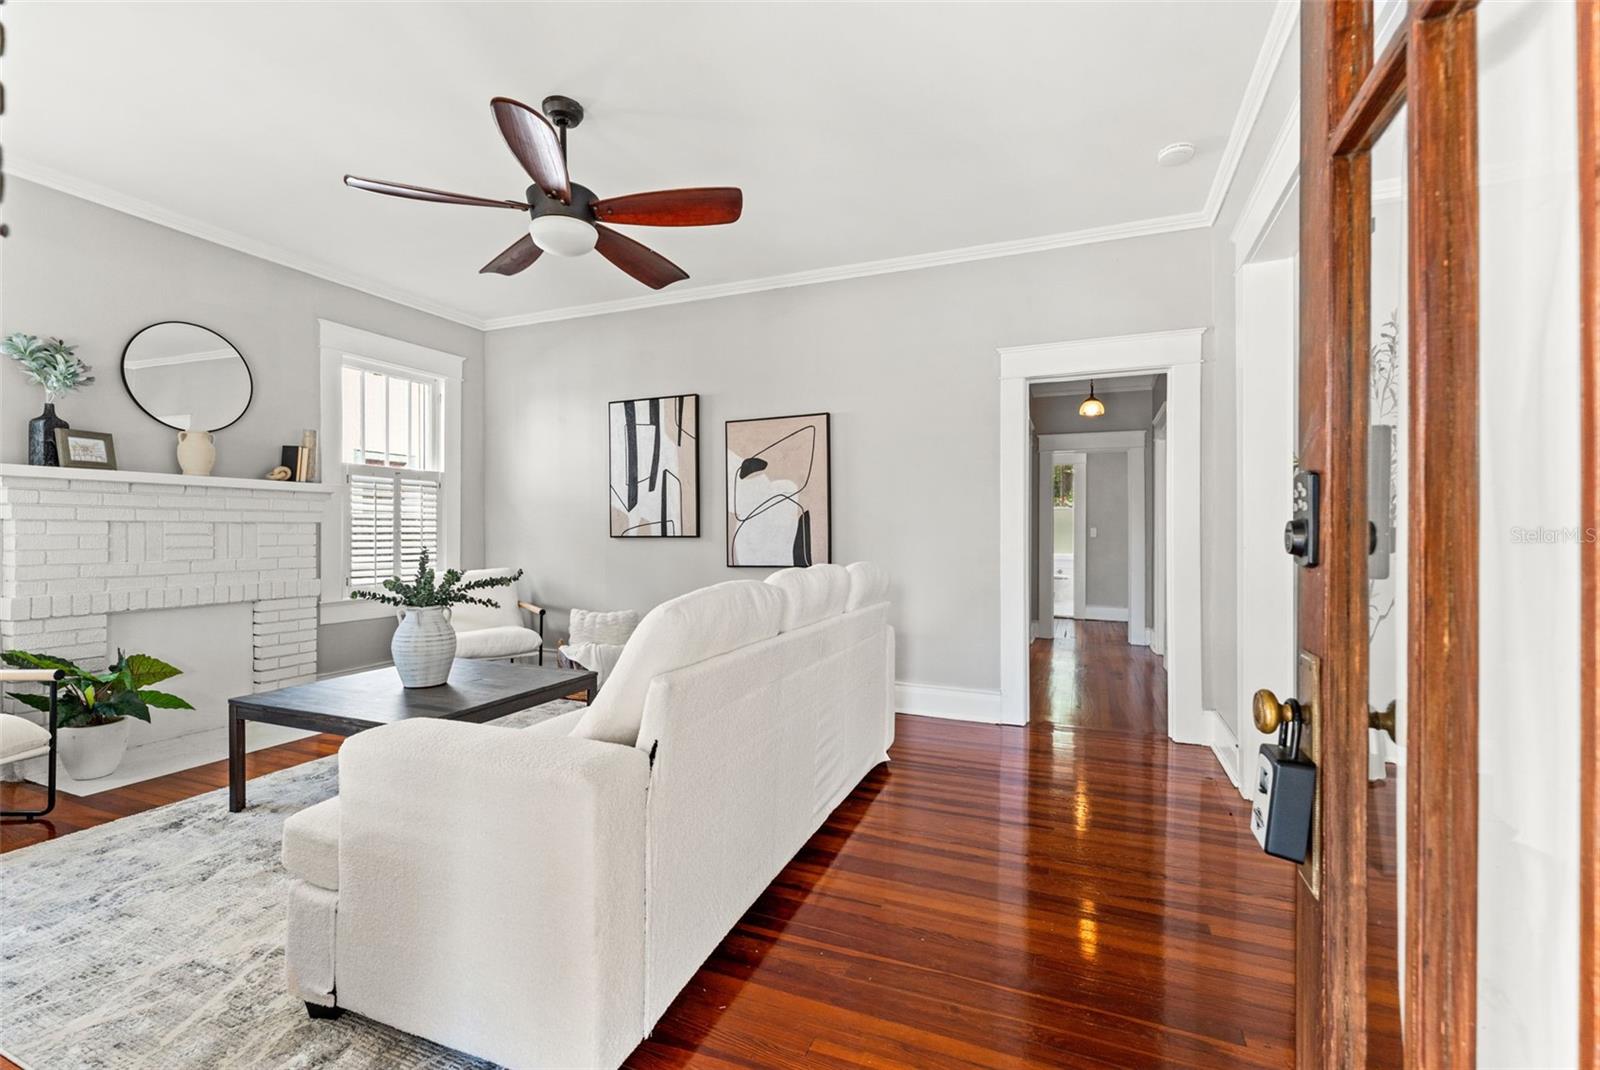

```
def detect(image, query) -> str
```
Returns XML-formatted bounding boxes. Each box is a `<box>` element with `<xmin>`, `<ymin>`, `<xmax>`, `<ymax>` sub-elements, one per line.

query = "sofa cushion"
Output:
<box><xmin>0</xmin><ymin>713</ymin><xmax>50</xmax><ymax>763</ymax></box>
<box><xmin>568</xmin><ymin>608</ymin><xmax>640</xmax><ymax>647</ymax></box>
<box><xmin>454</xmin><ymin>625</ymin><xmax>543</xmax><ymax>660</ymax></box>
<box><xmin>765</xmin><ymin>564</ymin><xmax>850</xmax><ymax>631</ymax></box>
<box><xmin>571</xmin><ymin>580</ymin><xmax>787</xmax><ymax>746</ymax></box>
<box><xmin>844</xmin><ymin>561</ymin><xmax>890</xmax><ymax>612</ymax></box>
<box><xmin>282</xmin><ymin>796</ymin><xmax>340</xmax><ymax>891</ymax></box>
<box><xmin>446</xmin><ymin>568</ymin><xmax>525</xmax><ymax>632</ymax></box>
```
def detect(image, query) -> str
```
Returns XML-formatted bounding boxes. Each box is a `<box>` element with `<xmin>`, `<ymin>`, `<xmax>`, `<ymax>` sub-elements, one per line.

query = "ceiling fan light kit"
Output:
<box><xmin>344</xmin><ymin>94</ymin><xmax>742</xmax><ymax>289</ymax></box>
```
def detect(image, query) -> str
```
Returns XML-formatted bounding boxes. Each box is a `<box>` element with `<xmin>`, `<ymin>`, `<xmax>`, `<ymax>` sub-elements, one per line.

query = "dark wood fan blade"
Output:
<box><xmin>479</xmin><ymin>234</ymin><xmax>543</xmax><ymax>276</ymax></box>
<box><xmin>343</xmin><ymin>175</ymin><xmax>527</xmax><ymax>210</ymax></box>
<box><xmin>594</xmin><ymin>224</ymin><xmax>688</xmax><ymax>289</ymax></box>
<box><xmin>490</xmin><ymin>97</ymin><xmax>570</xmax><ymax>203</ymax></box>
<box><xmin>592</xmin><ymin>187</ymin><xmax>743</xmax><ymax>226</ymax></box>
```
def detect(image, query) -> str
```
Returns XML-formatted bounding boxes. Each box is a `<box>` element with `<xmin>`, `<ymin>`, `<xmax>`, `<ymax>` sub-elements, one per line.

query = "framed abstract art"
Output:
<box><xmin>609</xmin><ymin>394</ymin><xmax>699</xmax><ymax>537</ymax></box>
<box><xmin>725</xmin><ymin>412</ymin><xmax>830</xmax><ymax>566</ymax></box>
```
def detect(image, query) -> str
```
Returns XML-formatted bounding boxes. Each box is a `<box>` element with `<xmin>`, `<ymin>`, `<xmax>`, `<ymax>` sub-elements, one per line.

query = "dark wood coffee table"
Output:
<box><xmin>226</xmin><ymin>661</ymin><xmax>596</xmax><ymax>811</ymax></box>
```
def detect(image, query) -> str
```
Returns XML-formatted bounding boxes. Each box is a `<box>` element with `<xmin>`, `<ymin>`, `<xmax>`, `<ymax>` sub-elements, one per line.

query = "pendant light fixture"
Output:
<box><xmin>1078</xmin><ymin>380</ymin><xmax>1106</xmax><ymax>418</ymax></box>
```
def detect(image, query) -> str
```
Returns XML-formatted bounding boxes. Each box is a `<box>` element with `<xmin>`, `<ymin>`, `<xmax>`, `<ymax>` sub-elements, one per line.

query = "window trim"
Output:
<box><xmin>318</xmin><ymin>320</ymin><xmax>464</xmax><ymax>623</ymax></box>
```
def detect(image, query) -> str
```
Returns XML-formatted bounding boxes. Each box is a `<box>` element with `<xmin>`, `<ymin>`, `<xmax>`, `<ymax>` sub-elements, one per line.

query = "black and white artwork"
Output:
<box><xmin>609</xmin><ymin>394</ymin><xmax>699</xmax><ymax>537</ymax></box>
<box><xmin>726</xmin><ymin>412</ymin><xmax>831</xmax><ymax>566</ymax></box>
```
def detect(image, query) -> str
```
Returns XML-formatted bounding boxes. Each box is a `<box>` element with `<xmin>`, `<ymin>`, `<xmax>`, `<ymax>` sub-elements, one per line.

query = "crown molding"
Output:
<box><xmin>1201</xmin><ymin>0</ymin><xmax>1299</xmax><ymax>226</ymax></box>
<box><xmin>15</xmin><ymin>0</ymin><xmax>1294</xmax><ymax>339</ymax></box>
<box><xmin>480</xmin><ymin>210</ymin><xmax>1211</xmax><ymax>330</ymax></box>
<box><xmin>8</xmin><ymin>161</ymin><xmax>489</xmax><ymax>330</ymax></box>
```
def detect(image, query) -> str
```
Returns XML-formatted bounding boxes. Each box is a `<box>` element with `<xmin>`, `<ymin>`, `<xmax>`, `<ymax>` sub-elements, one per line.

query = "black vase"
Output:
<box><xmin>28</xmin><ymin>403</ymin><xmax>68</xmax><ymax>466</ymax></box>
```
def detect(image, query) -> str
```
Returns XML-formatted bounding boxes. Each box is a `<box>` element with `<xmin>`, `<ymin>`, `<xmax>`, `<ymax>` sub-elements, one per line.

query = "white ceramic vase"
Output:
<box><xmin>58</xmin><ymin>718</ymin><xmax>131</xmax><ymax>781</ymax></box>
<box><xmin>392</xmin><ymin>605</ymin><xmax>456</xmax><ymax>688</ymax></box>
<box><xmin>176</xmin><ymin>430</ymin><xmax>217</xmax><ymax>476</ymax></box>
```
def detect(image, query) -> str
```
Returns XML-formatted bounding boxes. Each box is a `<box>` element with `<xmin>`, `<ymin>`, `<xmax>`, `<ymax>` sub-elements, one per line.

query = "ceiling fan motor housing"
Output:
<box><xmin>528</xmin><ymin>181</ymin><xmax>597</xmax><ymax>221</ymax></box>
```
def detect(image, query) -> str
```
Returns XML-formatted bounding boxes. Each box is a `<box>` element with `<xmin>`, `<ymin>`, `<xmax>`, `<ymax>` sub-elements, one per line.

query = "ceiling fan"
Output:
<box><xmin>343</xmin><ymin>94</ymin><xmax>742</xmax><ymax>290</ymax></box>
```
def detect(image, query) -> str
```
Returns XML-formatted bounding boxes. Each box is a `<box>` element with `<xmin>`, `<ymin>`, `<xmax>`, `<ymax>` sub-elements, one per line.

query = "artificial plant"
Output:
<box><xmin>3</xmin><ymin>649</ymin><xmax>194</xmax><ymax>728</ymax></box>
<box><xmin>349</xmin><ymin>548</ymin><xmax>523</xmax><ymax>609</ymax></box>
<box><xmin>2</xmin><ymin>333</ymin><xmax>95</xmax><ymax>402</ymax></box>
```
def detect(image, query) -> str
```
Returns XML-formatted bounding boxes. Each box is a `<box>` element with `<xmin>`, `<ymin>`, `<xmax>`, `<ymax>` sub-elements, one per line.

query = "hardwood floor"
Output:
<box><xmin>1</xmin><ymin>629</ymin><xmax>1295</xmax><ymax>1069</ymax></box>
<box><xmin>1031</xmin><ymin>619</ymin><xmax>1169</xmax><ymax>734</ymax></box>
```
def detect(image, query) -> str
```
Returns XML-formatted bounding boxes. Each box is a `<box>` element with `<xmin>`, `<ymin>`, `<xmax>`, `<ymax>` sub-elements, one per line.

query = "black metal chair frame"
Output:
<box><xmin>1</xmin><ymin>669</ymin><xmax>64</xmax><ymax>821</ymax></box>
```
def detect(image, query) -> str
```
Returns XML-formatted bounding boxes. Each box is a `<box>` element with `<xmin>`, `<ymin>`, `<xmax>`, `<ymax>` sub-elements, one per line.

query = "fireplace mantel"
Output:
<box><xmin>0</xmin><ymin>464</ymin><xmax>332</xmax><ymax>701</ymax></box>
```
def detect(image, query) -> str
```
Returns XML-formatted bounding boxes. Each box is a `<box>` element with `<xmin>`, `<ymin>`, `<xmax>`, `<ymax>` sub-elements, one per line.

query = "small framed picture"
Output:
<box><xmin>54</xmin><ymin>428</ymin><xmax>118</xmax><ymax>470</ymax></box>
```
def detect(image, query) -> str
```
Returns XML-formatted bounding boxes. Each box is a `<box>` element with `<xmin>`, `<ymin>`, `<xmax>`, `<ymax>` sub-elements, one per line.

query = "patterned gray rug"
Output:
<box><xmin>0</xmin><ymin>701</ymin><xmax>580</xmax><ymax>1070</ymax></box>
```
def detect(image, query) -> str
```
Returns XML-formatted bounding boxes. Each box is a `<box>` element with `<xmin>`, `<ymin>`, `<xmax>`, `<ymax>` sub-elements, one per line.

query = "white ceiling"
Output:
<box><xmin>9</xmin><ymin>2</ymin><xmax>1282</xmax><ymax>327</ymax></box>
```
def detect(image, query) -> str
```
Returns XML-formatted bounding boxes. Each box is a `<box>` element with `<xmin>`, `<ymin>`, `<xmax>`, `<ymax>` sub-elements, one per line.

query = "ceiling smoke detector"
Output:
<box><xmin>1157</xmin><ymin>142</ymin><xmax>1196</xmax><ymax>168</ymax></box>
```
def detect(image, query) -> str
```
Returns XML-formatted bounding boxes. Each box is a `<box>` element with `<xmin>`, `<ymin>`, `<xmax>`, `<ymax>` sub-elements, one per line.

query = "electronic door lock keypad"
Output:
<box><xmin>1285</xmin><ymin>470</ymin><xmax>1321</xmax><ymax>567</ymax></box>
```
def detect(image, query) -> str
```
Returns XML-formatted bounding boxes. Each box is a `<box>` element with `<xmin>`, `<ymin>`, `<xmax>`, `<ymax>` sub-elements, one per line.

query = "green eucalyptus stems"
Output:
<box><xmin>3</xmin><ymin>333</ymin><xmax>95</xmax><ymax>402</ymax></box>
<box><xmin>349</xmin><ymin>548</ymin><xmax>523</xmax><ymax>609</ymax></box>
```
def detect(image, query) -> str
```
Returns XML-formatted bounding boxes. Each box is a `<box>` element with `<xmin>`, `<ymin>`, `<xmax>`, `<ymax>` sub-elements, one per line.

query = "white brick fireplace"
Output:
<box><xmin>0</xmin><ymin>463</ymin><xmax>336</xmax><ymax>792</ymax></box>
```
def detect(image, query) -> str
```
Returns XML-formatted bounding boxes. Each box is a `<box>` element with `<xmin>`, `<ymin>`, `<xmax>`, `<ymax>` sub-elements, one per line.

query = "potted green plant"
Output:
<box><xmin>351</xmin><ymin>549</ymin><xmax>524</xmax><ymax>687</ymax></box>
<box><xmin>2</xmin><ymin>649</ymin><xmax>194</xmax><ymax>780</ymax></box>
<box><xmin>1</xmin><ymin>333</ymin><xmax>95</xmax><ymax>467</ymax></box>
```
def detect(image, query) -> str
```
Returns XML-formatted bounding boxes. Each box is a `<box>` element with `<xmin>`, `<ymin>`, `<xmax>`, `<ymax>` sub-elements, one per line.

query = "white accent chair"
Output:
<box><xmin>557</xmin><ymin>608</ymin><xmax>641</xmax><ymax>690</ymax></box>
<box><xmin>448</xmin><ymin>567</ymin><xmax>546</xmax><ymax>664</ymax></box>
<box><xmin>0</xmin><ymin>668</ymin><xmax>63</xmax><ymax>820</ymax></box>
<box><xmin>281</xmin><ymin>562</ymin><xmax>895</xmax><ymax>1069</ymax></box>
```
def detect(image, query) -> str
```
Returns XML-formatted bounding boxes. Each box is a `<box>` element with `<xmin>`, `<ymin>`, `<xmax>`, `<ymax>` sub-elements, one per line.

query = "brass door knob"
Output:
<box><xmin>1369</xmin><ymin>701</ymin><xmax>1397</xmax><ymax>741</ymax></box>
<box><xmin>1253</xmin><ymin>688</ymin><xmax>1302</xmax><ymax>734</ymax></box>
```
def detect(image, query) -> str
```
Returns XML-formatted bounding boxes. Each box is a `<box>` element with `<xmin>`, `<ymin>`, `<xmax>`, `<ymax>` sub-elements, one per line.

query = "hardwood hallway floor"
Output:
<box><xmin>1</xmin><ymin>634</ymin><xmax>1295</xmax><ymax>1069</ymax></box>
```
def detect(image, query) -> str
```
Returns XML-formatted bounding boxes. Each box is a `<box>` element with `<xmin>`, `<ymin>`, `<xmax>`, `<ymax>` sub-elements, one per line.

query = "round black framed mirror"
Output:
<box><xmin>121</xmin><ymin>321</ymin><xmax>253</xmax><ymax>432</ymax></box>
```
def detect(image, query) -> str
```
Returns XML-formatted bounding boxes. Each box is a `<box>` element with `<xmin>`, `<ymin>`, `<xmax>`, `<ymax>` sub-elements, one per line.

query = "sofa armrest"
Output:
<box><xmin>334</xmin><ymin>719</ymin><xmax>650</xmax><ymax>1069</ymax></box>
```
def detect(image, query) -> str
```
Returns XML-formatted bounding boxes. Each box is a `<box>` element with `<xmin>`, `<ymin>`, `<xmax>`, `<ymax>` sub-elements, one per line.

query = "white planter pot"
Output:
<box><xmin>57</xmin><ymin>719</ymin><xmax>131</xmax><ymax>781</ymax></box>
<box><xmin>392</xmin><ymin>606</ymin><xmax>457</xmax><ymax>688</ymax></box>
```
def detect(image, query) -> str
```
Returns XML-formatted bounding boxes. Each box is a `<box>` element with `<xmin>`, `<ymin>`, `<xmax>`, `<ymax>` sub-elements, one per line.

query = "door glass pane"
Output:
<box><xmin>1366</xmin><ymin>103</ymin><xmax>1408</xmax><ymax>1069</ymax></box>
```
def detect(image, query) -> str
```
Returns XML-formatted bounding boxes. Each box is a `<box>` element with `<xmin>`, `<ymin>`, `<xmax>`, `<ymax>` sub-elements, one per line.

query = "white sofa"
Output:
<box><xmin>281</xmin><ymin>561</ymin><xmax>894</xmax><ymax>1069</ymax></box>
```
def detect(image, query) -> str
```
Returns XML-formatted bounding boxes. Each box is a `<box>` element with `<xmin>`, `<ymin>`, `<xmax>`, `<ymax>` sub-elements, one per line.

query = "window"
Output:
<box><xmin>340</xmin><ymin>363</ymin><xmax>442</xmax><ymax>587</ymax></box>
<box><xmin>318</xmin><ymin>321</ymin><xmax>464</xmax><ymax>613</ymax></box>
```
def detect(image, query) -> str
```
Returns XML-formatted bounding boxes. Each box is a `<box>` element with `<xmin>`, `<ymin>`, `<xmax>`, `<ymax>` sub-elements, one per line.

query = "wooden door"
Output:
<box><xmin>1293</xmin><ymin>2</ymin><xmax>1480</xmax><ymax>1065</ymax></box>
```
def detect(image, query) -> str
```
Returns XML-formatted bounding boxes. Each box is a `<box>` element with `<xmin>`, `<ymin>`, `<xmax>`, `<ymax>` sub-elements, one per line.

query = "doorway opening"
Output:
<box><xmin>998</xmin><ymin>330</ymin><xmax>1203</xmax><ymax>740</ymax></box>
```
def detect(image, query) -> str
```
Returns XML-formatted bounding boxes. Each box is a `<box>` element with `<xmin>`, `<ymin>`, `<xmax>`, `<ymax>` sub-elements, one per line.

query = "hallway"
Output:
<box><xmin>1031</xmin><ymin>619</ymin><xmax>1169</xmax><ymax>734</ymax></box>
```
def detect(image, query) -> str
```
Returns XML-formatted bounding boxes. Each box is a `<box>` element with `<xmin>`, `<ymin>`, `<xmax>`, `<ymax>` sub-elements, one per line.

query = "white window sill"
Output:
<box><xmin>320</xmin><ymin>599</ymin><xmax>399</xmax><ymax>625</ymax></box>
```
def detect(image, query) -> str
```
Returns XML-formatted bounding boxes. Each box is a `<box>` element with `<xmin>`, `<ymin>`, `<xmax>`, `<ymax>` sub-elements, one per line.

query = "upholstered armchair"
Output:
<box><xmin>0</xmin><ymin>668</ymin><xmax>64</xmax><ymax>820</ymax></box>
<box><xmin>556</xmin><ymin>608</ymin><xmax>640</xmax><ymax>689</ymax></box>
<box><xmin>448</xmin><ymin>568</ymin><xmax>546</xmax><ymax>664</ymax></box>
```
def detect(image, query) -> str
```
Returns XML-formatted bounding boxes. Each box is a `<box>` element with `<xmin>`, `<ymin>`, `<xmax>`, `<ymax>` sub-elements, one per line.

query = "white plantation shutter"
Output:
<box><xmin>345</xmin><ymin>464</ymin><xmax>442</xmax><ymax>587</ymax></box>
<box><xmin>398</xmin><ymin>472</ymin><xmax>441</xmax><ymax>578</ymax></box>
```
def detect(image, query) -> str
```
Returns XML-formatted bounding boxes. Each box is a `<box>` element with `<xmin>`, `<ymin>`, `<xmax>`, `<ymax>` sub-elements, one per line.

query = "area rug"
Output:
<box><xmin>0</xmin><ymin>700</ymin><xmax>581</xmax><ymax>1070</ymax></box>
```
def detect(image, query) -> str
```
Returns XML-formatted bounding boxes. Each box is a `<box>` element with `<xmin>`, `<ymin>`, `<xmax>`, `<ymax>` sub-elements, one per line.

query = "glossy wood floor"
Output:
<box><xmin>2</xmin><ymin>626</ymin><xmax>1295</xmax><ymax>1069</ymax></box>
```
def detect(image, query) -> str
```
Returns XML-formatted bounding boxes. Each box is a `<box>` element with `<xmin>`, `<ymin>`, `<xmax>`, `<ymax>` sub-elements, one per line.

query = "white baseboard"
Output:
<box><xmin>895</xmin><ymin>682</ymin><xmax>1007</xmax><ymax>724</ymax></box>
<box><xmin>1145</xmin><ymin>627</ymin><xmax>1157</xmax><ymax>647</ymax></box>
<box><xmin>1079</xmin><ymin>604</ymin><xmax>1130</xmax><ymax>622</ymax></box>
<box><xmin>1032</xmin><ymin>620</ymin><xmax>1054</xmax><ymax>639</ymax></box>
<box><xmin>1205</xmin><ymin>708</ymin><xmax>1245</xmax><ymax>796</ymax></box>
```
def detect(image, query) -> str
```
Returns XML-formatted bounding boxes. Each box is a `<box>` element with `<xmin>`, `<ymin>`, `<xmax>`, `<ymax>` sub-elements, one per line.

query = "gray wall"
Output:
<box><xmin>483</xmin><ymin>230</ymin><xmax>1211</xmax><ymax>693</ymax></box>
<box><xmin>1031</xmin><ymin>388</ymin><xmax>1153</xmax><ymax>434</ymax></box>
<box><xmin>0</xmin><ymin>180</ymin><xmax>489</xmax><ymax>672</ymax></box>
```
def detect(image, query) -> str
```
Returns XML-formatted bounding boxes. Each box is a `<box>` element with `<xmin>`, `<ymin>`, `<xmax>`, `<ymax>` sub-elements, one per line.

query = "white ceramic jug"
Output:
<box><xmin>176</xmin><ymin>430</ymin><xmax>217</xmax><ymax>476</ymax></box>
<box><xmin>391</xmin><ymin>605</ymin><xmax>457</xmax><ymax>687</ymax></box>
